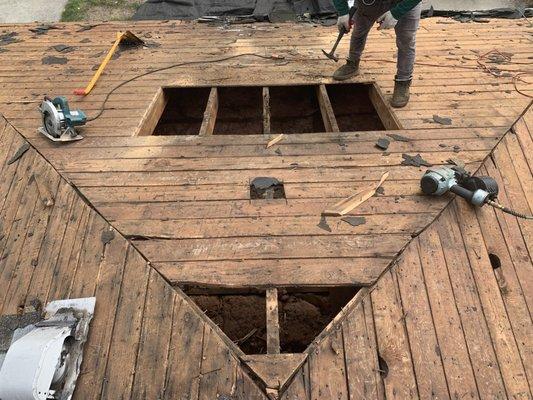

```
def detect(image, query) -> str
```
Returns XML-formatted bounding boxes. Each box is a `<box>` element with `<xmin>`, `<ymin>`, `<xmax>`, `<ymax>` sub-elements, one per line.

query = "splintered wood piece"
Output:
<box><xmin>32</xmin><ymin>173</ymin><xmax>54</xmax><ymax>207</ymax></box>
<box><xmin>199</xmin><ymin>87</ymin><xmax>218</xmax><ymax>136</ymax></box>
<box><xmin>266</xmin><ymin>134</ymin><xmax>285</xmax><ymax>149</ymax></box>
<box><xmin>322</xmin><ymin>172</ymin><xmax>389</xmax><ymax>216</ymax></box>
<box><xmin>266</xmin><ymin>288</ymin><xmax>280</xmax><ymax>354</ymax></box>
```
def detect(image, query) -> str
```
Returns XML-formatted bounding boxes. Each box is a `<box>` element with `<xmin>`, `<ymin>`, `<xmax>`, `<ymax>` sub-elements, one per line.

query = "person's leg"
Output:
<box><xmin>395</xmin><ymin>3</ymin><xmax>422</xmax><ymax>81</ymax></box>
<box><xmin>333</xmin><ymin>9</ymin><xmax>376</xmax><ymax>81</ymax></box>
<box><xmin>391</xmin><ymin>3</ymin><xmax>422</xmax><ymax>107</ymax></box>
<box><xmin>348</xmin><ymin>10</ymin><xmax>376</xmax><ymax>62</ymax></box>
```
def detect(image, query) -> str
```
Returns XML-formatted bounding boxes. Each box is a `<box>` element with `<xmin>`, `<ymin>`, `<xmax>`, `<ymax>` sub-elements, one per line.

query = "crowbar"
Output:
<box><xmin>74</xmin><ymin>31</ymin><xmax>144</xmax><ymax>96</ymax></box>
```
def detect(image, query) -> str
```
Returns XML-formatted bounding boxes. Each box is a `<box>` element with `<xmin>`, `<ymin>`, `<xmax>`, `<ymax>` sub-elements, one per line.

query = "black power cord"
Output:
<box><xmin>86</xmin><ymin>53</ymin><xmax>276</xmax><ymax>122</ymax></box>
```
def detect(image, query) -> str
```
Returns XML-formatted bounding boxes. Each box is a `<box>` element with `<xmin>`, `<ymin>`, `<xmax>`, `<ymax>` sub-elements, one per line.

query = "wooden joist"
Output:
<box><xmin>199</xmin><ymin>87</ymin><xmax>218</xmax><ymax>136</ymax></box>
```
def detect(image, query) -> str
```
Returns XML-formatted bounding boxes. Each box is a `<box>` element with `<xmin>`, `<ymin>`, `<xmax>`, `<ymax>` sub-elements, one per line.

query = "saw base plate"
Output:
<box><xmin>38</xmin><ymin>127</ymin><xmax>83</xmax><ymax>142</ymax></box>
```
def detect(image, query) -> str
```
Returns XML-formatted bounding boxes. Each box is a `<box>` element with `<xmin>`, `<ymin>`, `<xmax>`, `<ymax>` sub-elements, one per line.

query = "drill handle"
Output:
<box><xmin>449</xmin><ymin>184</ymin><xmax>475</xmax><ymax>202</ymax></box>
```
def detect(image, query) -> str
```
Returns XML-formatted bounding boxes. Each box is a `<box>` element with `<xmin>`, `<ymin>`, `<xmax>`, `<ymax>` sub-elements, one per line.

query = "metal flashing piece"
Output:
<box><xmin>0</xmin><ymin>297</ymin><xmax>96</xmax><ymax>400</ymax></box>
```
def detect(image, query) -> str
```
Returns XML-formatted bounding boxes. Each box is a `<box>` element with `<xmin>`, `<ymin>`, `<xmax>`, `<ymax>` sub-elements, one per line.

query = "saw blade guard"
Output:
<box><xmin>39</xmin><ymin>99</ymin><xmax>64</xmax><ymax>138</ymax></box>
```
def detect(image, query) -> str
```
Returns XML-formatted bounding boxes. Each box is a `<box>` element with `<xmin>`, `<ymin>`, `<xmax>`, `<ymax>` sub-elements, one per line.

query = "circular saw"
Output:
<box><xmin>38</xmin><ymin>96</ymin><xmax>86</xmax><ymax>142</ymax></box>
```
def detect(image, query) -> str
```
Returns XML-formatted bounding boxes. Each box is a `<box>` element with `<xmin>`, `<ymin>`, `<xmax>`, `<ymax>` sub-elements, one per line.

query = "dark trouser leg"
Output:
<box><xmin>394</xmin><ymin>3</ymin><xmax>422</xmax><ymax>81</ymax></box>
<box><xmin>347</xmin><ymin>10</ymin><xmax>377</xmax><ymax>62</ymax></box>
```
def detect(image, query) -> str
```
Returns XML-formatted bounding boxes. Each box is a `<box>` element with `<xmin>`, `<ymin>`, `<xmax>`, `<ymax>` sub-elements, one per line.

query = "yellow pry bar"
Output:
<box><xmin>74</xmin><ymin>31</ymin><xmax>143</xmax><ymax>96</ymax></box>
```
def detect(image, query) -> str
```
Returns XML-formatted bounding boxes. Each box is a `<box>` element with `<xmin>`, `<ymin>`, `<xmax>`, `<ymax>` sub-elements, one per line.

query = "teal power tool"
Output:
<box><xmin>322</xmin><ymin>6</ymin><xmax>357</xmax><ymax>62</ymax></box>
<box><xmin>38</xmin><ymin>96</ymin><xmax>86</xmax><ymax>142</ymax></box>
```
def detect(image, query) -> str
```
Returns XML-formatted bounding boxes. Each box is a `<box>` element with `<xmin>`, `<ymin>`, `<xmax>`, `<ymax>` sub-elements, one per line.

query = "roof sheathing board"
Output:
<box><xmin>0</xmin><ymin>18</ymin><xmax>531</xmax><ymax>399</ymax></box>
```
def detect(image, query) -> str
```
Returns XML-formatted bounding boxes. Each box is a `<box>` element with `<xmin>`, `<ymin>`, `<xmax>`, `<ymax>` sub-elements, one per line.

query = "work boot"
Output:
<box><xmin>390</xmin><ymin>79</ymin><xmax>411</xmax><ymax>108</ymax></box>
<box><xmin>333</xmin><ymin>59</ymin><xmax>360</xmax><ymax>81</ymax></box>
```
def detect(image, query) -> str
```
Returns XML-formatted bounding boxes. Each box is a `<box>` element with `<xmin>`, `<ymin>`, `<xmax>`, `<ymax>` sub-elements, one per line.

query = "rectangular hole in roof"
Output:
<box><xmin>138</xmin><ymin>83</ymin><xmax>399</xmax><ymax>136</ymax></box>
<box><xmin>214</xmin><ymin>86</ymin><xmax>264</xmax><ymax>134</ymax></box>
<box><xmin>326</xmin><ymin>83</ymin><xmax>386</xmax><ymax>131</ymax></box>
<box><xmin>269</xmin><ymin>85</ymin><xmax>325</xmax><ymax>134</ymax></box>
<box><xmin>153</xmin><ymin>87</ymin><xmax>210</xmax><ymax>135</ymax></box>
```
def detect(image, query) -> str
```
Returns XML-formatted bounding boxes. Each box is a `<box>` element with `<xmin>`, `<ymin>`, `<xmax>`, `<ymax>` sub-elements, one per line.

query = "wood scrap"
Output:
<box><xmin>322</xmin><ymin>172</ymin><xmax>389</xmax><ymax>216</ymax></box>
<box><xmin>266</xmin><ymin>134</ymin><xmax>285</xmax><ymax>149</ymax></box>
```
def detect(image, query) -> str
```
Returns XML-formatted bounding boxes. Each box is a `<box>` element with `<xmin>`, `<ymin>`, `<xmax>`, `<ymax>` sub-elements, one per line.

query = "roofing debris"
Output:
<box><xmin>52</xmin><ymin>44</ymin><xmax>76</xmax><ymax>53</ymax></box>
<box><xmin>375</xmin><ymin>138</ymin><xmax>390</xmax><ymax>150</ymax></box>
<box><xmin>76</xmin><ymin>24</ymin><xmax>100</xmax><ymax>32</ymax></box>
<box><xmin>323</xmin><ymin>172</ymin><xmax>389</xmax><ymax>216</ymax></box>
<box><xmin>42</xmin><ymin>56</ymin><xmax>69</xmax><ymax>65</ymax></box>
<box><xmin>317</xmin><ymin>215</ymin><xmax>332</xmax><ymax>232</ymax></box>
<box><xmin>401</xmin><ymin>153</ymin><xmax>433</xmax><ymax>167</ymax></box>
<box><xmin>387</xmin><ymin>133</ymin><xmax>410</xmax><ymax>142</ymax></box>
<box><xmin>341</xmin><ymin>216</ymin><xmax>366</xmax><ymax>227</ymax></box>
<box><xmin>432</xmin><ymin>114</ymin><xmax>453</xmax><ymax>125</ymax></box>
<box><xmin>250</xmin><ymin>177</ymin><xmax>285</xmax><ymax>199</ymax></box>
<box><xmin>7</xmin><ymin>143</ymin><xmax>30</xmax><ymax>165</ymax></box>
<box><xmin>0</xmin><ymin>32</ymin><xmax>20</xmax><ymax>46</ymax></box>
<box><xmin>29</xmin><ymin>25</ymin><xmax>60</xmax><ymax>35</ymax></box>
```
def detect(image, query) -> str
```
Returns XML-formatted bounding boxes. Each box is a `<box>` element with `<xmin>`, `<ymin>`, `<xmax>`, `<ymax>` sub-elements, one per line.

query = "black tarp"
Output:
<box><xmin>133</xmin><ymin>0</ymin><xmax>532</xmax><ymax>22</ymax></box>
<box><xmin>133</xmin><ymin>0</ymin><xmax>337</xmax><ymax>21</ymax></box>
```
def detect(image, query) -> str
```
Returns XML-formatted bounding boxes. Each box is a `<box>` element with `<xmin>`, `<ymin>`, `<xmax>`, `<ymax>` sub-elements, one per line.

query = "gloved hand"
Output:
<box><xmin>377</xmin><ymin>11</ymin><xmax>397</xmax><ymax>30</ymax></box>
<box><xmin>337</xmin><ymin>14</ymin><xmax>351</xmax><ymax>33</ymax></box>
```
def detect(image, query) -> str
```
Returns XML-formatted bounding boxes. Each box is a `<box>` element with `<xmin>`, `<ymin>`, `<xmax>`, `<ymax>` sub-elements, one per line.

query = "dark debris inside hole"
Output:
<box><xmin>250</xmin><ymin>177</ymin><xmax>286</xmax><ymax>200</ymax></box>
<box><xmin>188</xmin><ymin>287</ymin><xmax>358</xmax><ymax>354</ymax></box>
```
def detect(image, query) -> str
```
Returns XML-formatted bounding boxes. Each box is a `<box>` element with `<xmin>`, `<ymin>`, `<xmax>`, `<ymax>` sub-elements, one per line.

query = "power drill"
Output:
<box><xmin>420</xmin><ymin>166</ymin><xmax>498</xmax><ymax>206</ymax></box>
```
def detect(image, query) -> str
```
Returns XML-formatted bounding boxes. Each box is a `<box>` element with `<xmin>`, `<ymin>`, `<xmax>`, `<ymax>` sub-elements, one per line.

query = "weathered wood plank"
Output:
<box><xmin>101</xmin><ymin>247</ymin><xmax>150</xmax><ymax>399</ymax></box>
<box><xmin>394</xmin><ymin>239</ymin><xmax>450</xmax><ymax>399</ymax></box>
<box><xmin>371</xmin><ymin>270</ymin><xmax>419</xmax><ymax>399</ymax></box>
<box><xmin>199</xmin><ymin>87</ymin><xmax>218</xmax><ymax>136</ymax></box>
<box><xmin>417</xmin><ymin>226</ymin><xmax>479</xmax><ymax>398</ymax></box>
<box><xmin>342</xmin><ymin>298</ymin><xmax>382</xmax><ymax>400</ymax></box>
<box><xmin>155</xmin><ymin>257</ymin><xmax>387</xmax><ymax>288</ymax></box>
<box><xmin>266</xmin><ymin>288</ymin><xmax>280</xmax><ymax>354</ymax></box>
<box><xmin>163</xmin><ymin>295</ymin><xmax>205</xmax><ymax>398</ymax></box>
<box><xmin>435</xmin><ymin>206</ymin><xmax>507</xmax><ymax>399</ymax></box>
<box><xmin>453</xmin><ymin>201</ymin><xmax>530</xmax><ymax>398</ymax></box>
<box><xmin>131</xmin><ymin>270</ymin><xmax>175</xmax><ymax>399</ymax></box>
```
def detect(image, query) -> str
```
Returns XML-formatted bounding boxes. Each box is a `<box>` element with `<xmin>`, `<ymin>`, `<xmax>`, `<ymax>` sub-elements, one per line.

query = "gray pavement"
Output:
<box><xmin>0</xmin><ymin>0</ymin><xmax>68</xmax><ymax>23</ymax></box>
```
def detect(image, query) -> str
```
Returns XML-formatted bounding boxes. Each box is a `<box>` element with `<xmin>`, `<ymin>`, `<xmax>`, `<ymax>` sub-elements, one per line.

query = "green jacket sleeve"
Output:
<box><xmin>390</xmin><ymin>0</ymin><xmax>422</xmax><ymax>19</ymax></box>
<box><xmin>332</xmin><ymin>0</ymin><xmax>350</xmax><ymax>16</ymax></box>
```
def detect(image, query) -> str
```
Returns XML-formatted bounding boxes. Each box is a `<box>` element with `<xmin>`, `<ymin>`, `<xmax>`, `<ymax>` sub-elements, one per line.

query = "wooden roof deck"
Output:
<box><xmin>0</xmin><ymin>17</ymin><xmax>531</xmax><ymax>399</ymax></box>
